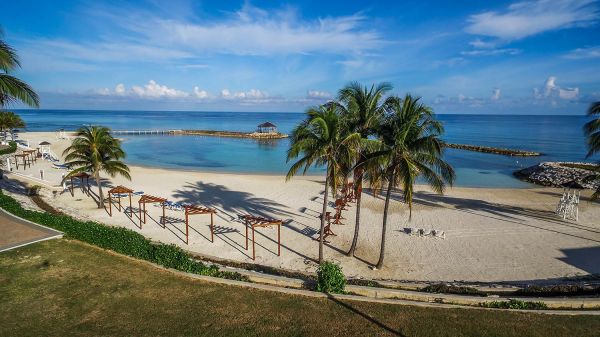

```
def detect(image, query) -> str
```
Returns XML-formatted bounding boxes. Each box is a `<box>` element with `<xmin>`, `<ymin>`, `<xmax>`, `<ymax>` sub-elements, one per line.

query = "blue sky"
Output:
<box><xmin>2</xmin><ymin>0</ymin><xmax>600</xmax><ymax>113</ymax></box>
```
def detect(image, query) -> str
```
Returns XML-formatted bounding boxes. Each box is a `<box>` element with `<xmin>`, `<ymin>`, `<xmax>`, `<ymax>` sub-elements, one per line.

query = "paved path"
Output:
<box><xmin>0</xmin><ymin>208</ymin><xmax>62</xmax><ymax>252</ymax></box>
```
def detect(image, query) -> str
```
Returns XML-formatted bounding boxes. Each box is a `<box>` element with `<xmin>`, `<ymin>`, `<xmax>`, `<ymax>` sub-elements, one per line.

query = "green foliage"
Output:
<box><xmin>516</xmin><ymin>284</ymin><xmax>600</xmax><ymax>297</ymax></box>
<box><xmin>0</xmin><ymin>191</ymin><xmax>246</xmax><ymax>281</ymax></box>
<box><xmin>0</xmin><ymin>31</ymin><xmax>39</xmax><ymax>108</ymax></box>
<box><xmin>480</xmin><ymin>299</ymin><xmax>548</xmax><ymax>310</ymax></box>
<box><xmin>421</xmin><ymin>284</ymin><xmax>485</xmax><ymax>296</ymax></box>
<box><xmin>316</xmin><ymin>261</ymin><xmax>346</xmax><ymax>293</ymax></box>
<box><xmin>0</xmin><ymin>140</ymin><xmax>16</xmax><ymax>154</ymax></box>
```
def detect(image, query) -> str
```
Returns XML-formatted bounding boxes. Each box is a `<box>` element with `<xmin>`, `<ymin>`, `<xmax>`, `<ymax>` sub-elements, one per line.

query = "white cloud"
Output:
<box><xmin>193</xmin><ymin>87</ymin><xmax>209</xmax><ymax>99</ymax></box>
<box><xmin>221</xmin><ymin>88</ymin><xmax>268</xmax><ymax>100</ymax></box>
<box><xmin>469</xmin><ymin>38</ymin><xmax>496</xmax><ymax>49</ymax></box>
<box><xmin>461</xmin><ymin>48</ymin><xmax>521</xmax><ymax>56</ymax></box>
<box><xmin>115</xmin><ymin>84</ymin><xmax>126</xmax><ymax>95</ymax></box>
<box><xmin>491</xmin><ymin>88</ymin><xmax>502</xmax><ymax>100</ymax></box>
<box><xmin>564</xmin><ymin>45</ymin><xmax>600</xmax><ymax>59</ymax></box>
<box><xmin>465</xmin><ymin>0</ymin><xmax>599</xmax><ymax>40</ymax></box>
<box><xmin>307</xmin><ymin>90</ymin><xmax>331</xmax><ymax>98</ymax></box>
<box><xmin>131</xmin><ymin>80</ymin><xmax>189</xmax><ymax>98</ymax></box>
<box><xmin>534</xmin><ymin>76</ymin><xmax>580</xmax><ymax>100</ymax></box>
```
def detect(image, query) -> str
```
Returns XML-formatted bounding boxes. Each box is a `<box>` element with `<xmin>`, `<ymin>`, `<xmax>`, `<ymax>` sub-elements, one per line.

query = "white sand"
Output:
<box><xmin>8</xmin><ymin>132</ymin><xmax>600</xmax><ymax>283</ymax></box>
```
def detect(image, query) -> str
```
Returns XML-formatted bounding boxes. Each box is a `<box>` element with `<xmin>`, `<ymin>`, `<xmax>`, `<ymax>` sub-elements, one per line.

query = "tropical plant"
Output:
<box><xmin>367</xmin><ymin>95</ymin><xmax>455</xmax><ymax>269</ymax></box>
<box><xmin>316</xmin><ymin>261</ymin><xmax>346</xmax><ymax>293</ymax></box>
<box><xmin>336</xmin><ymin>82</ymin><xmax>395</xmax><ymax>257</ymax></box>
<box><xmin>0</xmin><ymin>28</ymin><xmax>39</xmax><ymax>108</ymax></box>
<box><xmin>63</xmin><ymin>126</ymin><xmax>131</xmax><ymax>208</ymax></box>
<box><xmin>584</xmin><ymin>101</ymin><xmax>600</xmax><ymax>200</ymax></box>
<box><xmin>0</xmin><ymin>111</ymin><xmax>25</xmax><ymax>140</ymax></box>
<box><xmin>286</xmin><ymin>103</ymin><xmax>360</xmax><ymax>263</ymax></box>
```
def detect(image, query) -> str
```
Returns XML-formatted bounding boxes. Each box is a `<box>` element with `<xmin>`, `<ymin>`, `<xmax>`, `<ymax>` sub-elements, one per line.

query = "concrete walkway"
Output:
<box><xmin>0</xmin><ymin>208</ymin><xmax>63</xmax><ymax>252</ymax></box>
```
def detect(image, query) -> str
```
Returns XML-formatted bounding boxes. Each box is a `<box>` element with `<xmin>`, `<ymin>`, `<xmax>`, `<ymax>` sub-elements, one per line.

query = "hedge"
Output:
<box><xmin>0</xmin><ymin>141</ymin><xmax>17</xmax><ymax>155</ymax></box>
<box><xmin>0</xmin><ymin>191</ymin><xmax>246</xmax><ymax>281</ymax></box>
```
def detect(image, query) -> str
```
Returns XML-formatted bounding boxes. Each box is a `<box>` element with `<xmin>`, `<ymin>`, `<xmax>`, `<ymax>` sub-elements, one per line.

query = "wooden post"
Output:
<box><xmin>118</xmin><ymin>195</ymin><xmax>121</xmax><ymax>211</ymax></box>
<box><xmin>185</xmin><ymin>211</ymin><xmax>189</xmax><ymax>244</ymax></box>
<box><xmin>278</xmin><ymin>224</ymin><xmax>281</xmax><ymax>256</ymax></box>
<box><xmin>162</xmin><ymin>203</ymin><xmax>165</xmax><ymax>228</ymax></box>
<box><xmin>245</xmin><ymin>219</ymin><xmax>248</xmax><ymax>250</ymax></box>
<box><xmin>139</xmin><ymin>201</ymin><xmax>143</xmax><ymax>228</ymax></box>
<box><xmin>210</xmin><ymin>212</ymin><xmax>214</xmax><ymax>242</ymax></box>
<box><xmin>143</xmin><ymin>202</ymin><xmax>147</xmax><ymax>223</ymax></box>
<box><xmin>252</xmin><ymin>226</ymin><xmax>256</xmax><ymax>260</ymax></box>
<box><xmin>108</xmin><ymin>193</ymin><xmax>112</xmax><ymax>216</ymax></box>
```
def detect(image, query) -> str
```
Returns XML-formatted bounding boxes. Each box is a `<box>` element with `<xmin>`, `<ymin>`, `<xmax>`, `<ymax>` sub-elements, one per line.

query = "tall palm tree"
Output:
<box><xmin>370</xmin><ymin>95</ymin><xmax>455</xmax><ymax>269</ymax></box>
<box><xmin>584</xmin><ymin>101</ymin><xmax>600</xmax><ymax>200</ymax></box>
<box><xmin>337</xmin><ymin>82</ymin><xmax>395</xmax><ymax>257</ymax></box>
<box><xmin>287</xmin><ymin>104</ymin><xmax>360</xmax><ymax>263</ymax></box>
<box><xmin>63</xmin><ymin>126</ymin><xmax>131</xmax><ymax>208</ymax></box>
<box><xmin>0</xmin><ymin>28</ymin><xmax>39</xmax><ymax>108</ymax></box>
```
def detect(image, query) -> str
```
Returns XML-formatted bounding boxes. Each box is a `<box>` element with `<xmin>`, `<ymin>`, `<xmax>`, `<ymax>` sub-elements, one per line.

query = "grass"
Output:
<box><xmin>1</xmin><ymin>240</ymin><xmax>599</xmax><ymax>337</ymax></box>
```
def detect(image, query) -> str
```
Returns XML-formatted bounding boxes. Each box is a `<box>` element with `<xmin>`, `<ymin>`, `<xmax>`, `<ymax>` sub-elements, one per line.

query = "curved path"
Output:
<box><xmin>0</xmin><ymin>208</ymin><xmax>62</xmax><ymax>252</ymax></box>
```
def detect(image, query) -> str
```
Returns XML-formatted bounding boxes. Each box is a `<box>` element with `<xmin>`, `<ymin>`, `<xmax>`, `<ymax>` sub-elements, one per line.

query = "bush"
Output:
<box><xmin>316</xmin><ymin>261</ymin><xmax>346</xmax><ymax>294</ymax></box>
<box><xmin>0</xmin><ymin>141</ymin><xmax>17</xmax><ymax>155</ymax></box>
<box><xmin>516</xmin><ymin>284</ymin><xmax>600</xmax><ymax>297</ymax></box>
<box><xmin>480</xmin><ymin>299</ymin><xmax>548</xmax><ymax>310</ymax></box>
<box><xmin>0</xmin><ymin>191</ymin><xmax>247</xmax><ymax>282</ymax></box>
<box><xmin>421</xmin><ymin>284</ymin><xmax>485</xmax><ymax>296</ymax></box>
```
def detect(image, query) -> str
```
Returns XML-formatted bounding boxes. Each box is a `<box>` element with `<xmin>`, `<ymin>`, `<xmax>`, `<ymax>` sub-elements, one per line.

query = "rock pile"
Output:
<box><xmin>514</xmin><ymin>162</ymin><xmax>599</xmax><ymax>189</ymax></box>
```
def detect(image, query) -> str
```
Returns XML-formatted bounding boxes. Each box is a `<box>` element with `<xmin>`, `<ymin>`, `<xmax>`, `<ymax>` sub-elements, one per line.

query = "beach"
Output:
<box><xmin>5</xmin><ymin>131</ymin><xmax>600</xmax><ymax>284</ymax></box>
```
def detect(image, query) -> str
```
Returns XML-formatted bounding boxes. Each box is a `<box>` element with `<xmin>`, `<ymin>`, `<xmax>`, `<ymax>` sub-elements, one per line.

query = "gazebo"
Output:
<box><xmin>107</xmin><ymin>185</ymin><xmax>134</xmax><ymax>216</ymax></box>
<box><xmin>68</xmin><ymin>172</ymin><xmax>91</xmax><ymax>196</ymax></box>
<box><xmin>183</xmin><ymin>205</ymin><xmax>217</xmax><ymax>244</ymax></box>
<box><xmin>257</xmin><ymin>122</ymin><xmax>277</xmax><ymax>133</ymax></box>
<box><xmin>138</xmin><ymin>194</ymin><xmax>167</xmax><ymax>228</ymax></box>
<box><xmin>39</xmin><ymin>141</ymin><xmax>51</xmax><ymax>159</ymax></box>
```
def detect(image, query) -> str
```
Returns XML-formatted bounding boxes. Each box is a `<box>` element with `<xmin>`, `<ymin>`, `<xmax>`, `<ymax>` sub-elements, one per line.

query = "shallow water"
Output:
<box><xmin>16</xmin><ymin>110</ymin><xmax>595</xmax><ymax>188</ymax></box>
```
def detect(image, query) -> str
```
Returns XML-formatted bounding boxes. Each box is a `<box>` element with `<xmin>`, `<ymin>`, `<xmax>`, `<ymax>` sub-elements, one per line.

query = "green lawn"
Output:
<box><xmin>0</xmin><ymin>239</ymin><xmax>598</xmax><ymax>337</ymax></box>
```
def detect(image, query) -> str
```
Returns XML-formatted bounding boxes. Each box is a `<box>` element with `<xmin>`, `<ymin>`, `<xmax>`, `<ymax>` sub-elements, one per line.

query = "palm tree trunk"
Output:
<box><xmin>375</xmin><ymin>177</ymin><xmax>393</xmax><ymax>269</ymax></box>
<box><xmin>346</xmin><ymin>170</ymin><xmax>363</xmax><ymax>256</ymax></box>
<box><xmin>319</xmin><ymin>163</ymin><xmax>330</xmax><ymax>264</ymax></box>
<box><xmin>95</xmin><ymin>172</ymin><xmax>104</xmax><ymax>209</ymax></box>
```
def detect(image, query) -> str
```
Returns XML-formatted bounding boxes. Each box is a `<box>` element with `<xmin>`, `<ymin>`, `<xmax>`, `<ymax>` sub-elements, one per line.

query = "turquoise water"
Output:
<box><xmin>15</xmin><ymin>110</ymin><xmax>596</xmax><ymax>188</ymax></box>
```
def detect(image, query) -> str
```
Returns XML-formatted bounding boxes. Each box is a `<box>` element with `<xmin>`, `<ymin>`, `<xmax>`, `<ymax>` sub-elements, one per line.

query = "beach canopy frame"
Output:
<box><xmin>22</xmin><ymin>149</ymin><xmax>38</xmax><ymax>163</ymax></box>
<box><xmin>242</xmin><ymin>215</ymin><xmax>283</xmax><ymax>260</ymax></box>
<box><xmin>138</xmin><ymin>194</ymin><xmax>167</xmax><ymax>228</ymax></box>
<box><xmin>68</xmin><ymin>172</ymin><xmax>91</xmax><ymax>196</ymax></box>
<box><xmin>13</xmin><ymin>153</ymin><xmax>31</xmax><ymax>170</ymax></box>
<box><xmin>184</xmin><ymin>205</ymin><xmax>217</xmax><ymax>244</ymax></box>
<box><xmin>107</xmin><ymin>185</ymin><xmax>134</xmax><ymax>216</ymax></box>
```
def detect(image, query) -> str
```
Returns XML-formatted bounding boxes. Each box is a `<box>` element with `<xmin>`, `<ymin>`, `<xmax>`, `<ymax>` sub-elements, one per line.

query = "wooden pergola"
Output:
<box><xmin>242</xmin><ymin>215</ymin><xmax>283</xmax><ymax>260</ymax></box>
<box><xmin>138</xmin><ymin>194</ymin><xmax>167</xmax><ymax>228</ymax></box>
<box><xmin>14</xmin><ymin>153</ymin><xmax>30</xmax><ymax>169</ymax></box>
<box><xmin>184</xmin><ymin>205</ymin><xmax>217</xmax><ymax>244</ymax></box>
<box><xmin>22</xmin><ymin>149</ymin><xmax>38</xmax><ymax>163</ymax></box>
<box><xmin>69</xmin><ymin>172</ymin><xmax>91</xmax><ymax>196</ymax></box>
<box><xmin>107</xmin><ymin>185</ymin><xmax>134</xmax><ymax>216</ymax></box>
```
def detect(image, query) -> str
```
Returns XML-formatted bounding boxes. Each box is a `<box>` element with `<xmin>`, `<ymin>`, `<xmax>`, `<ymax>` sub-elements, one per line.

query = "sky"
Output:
<box><xmin>1</xmin><ymin>0</ymin><xmax>600</xmax><ymax>114</ymax></box>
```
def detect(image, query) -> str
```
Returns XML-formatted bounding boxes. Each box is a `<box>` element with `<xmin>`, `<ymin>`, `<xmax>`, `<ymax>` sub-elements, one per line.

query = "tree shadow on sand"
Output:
<box><xmin>172</xmin><ymin>181</ymin><xmax>300</xmax><ymax>221</ymax></box>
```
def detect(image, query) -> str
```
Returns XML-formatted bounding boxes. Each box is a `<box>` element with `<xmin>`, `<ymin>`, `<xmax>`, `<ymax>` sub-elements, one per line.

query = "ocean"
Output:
<box><xmin>14</xmin><ymin>110</ymin><xmax>596</xmax><ymax>188</ymax></box>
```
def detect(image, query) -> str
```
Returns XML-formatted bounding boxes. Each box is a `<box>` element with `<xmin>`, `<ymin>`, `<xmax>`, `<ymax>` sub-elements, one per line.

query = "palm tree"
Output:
<box><xmin>336</xmin><ymin>82</ymin><xmax>395</xmax><ymax>257</ymax></box>
<box><xmin>287</xmin><ymin>104</ymin><xmax>360</xmax><ymax>263</ymax></box>
<box><xmin>0</xmin><ymin>111</ymin><xmax>25</xmax><ymax>140</ymax></box>
<box><xmin>370</xmin><ymin>95</ymin><xmax>455</xmax><ymax>269</ymax></box>
<box><xmin>0</xmin><ymin>28</ymin><xmax>39</xmax><ymax>108</ymax></box>
<box><xmin>63</xmin><ymin>126</ymin><xmax>131</xmax><ymax>208</ymax></box>
<box><xmin>584</xmin><ymin>101</ymin><xmax>600</xmax><ymax>200</ymax></box>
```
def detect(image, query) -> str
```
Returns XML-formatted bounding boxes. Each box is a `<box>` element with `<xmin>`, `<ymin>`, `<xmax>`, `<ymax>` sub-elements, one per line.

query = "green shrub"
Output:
<box><xmin>421</xmin><ymin>284</ymin><xmax>485</xmax><ymax>296</ymax></box>
<box><xmin>480</xmin><ymin>299</ymin><xmax>548</xmax><ymax>310</ymax></box>
<box><xmin>0</xmin><ymin>141</ymin><xmax>17</xmax><ymax>155</ymax></box>
<box><xmin>316</xmin><ymin>261</ymin><xmax>346</xmax><ymax>294</ymax></box>
<box><xmin>516</xmin><ymin>284</ymin><xmax>600</xmax><ymax>297</ymax></box>
<box><xmin>0</xmin><ymin>191</ymin><xmax>247</xmax><ymax>282</ymax></box>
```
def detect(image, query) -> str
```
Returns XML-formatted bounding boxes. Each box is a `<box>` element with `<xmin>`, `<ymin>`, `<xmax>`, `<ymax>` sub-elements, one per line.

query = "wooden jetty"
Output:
<box><xmin>110</xmin><ymin>129</ymin><xmax>288</xmax><ymax>139</ymax></box>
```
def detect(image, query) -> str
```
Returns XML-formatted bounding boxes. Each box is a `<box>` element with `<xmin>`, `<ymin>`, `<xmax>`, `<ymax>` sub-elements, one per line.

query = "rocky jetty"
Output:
<box><xmin>514</xmin><ymin>162</ymin><xmax>599</xmax><ymax>189</ymax></box>
<box><xmin>176</xmin><ymin>130</ymin><xmax>288</xmax><ymax>139</ymax></box>
<box><xmin>445</xmin><ymin>143</ymin><xmax>541</xmax><ymax>156</ymax></box>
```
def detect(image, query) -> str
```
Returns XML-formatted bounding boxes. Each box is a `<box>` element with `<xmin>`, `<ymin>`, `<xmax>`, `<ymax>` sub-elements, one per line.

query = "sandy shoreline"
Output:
<box><xmin>4</xmin><ymin>131</ymin><xmax>600</xmax><ymax>284</ymax></box>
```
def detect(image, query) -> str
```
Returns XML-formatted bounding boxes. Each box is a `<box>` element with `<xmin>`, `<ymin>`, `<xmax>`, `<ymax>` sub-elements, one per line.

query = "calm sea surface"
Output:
<box><xmin>15</xmin><ymin>110</ymin><xmax>596</xmax><ymax>188</ymax></box>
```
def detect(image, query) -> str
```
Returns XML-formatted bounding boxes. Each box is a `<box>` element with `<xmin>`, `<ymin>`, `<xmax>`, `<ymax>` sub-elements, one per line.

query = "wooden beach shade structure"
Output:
<box><xmin>242</xmin><ymin>215</ymin><xmax>283</xmax><ymax>260</ymax></box>
<box><xmin>183</xmin><ymin>205</ymin><xmax>217</xmax><ymax>244</ymax></box>
<box><xmin>107</xmin><ymin>185</ymin><xmax>134</xmax><ymax>216</ymax></box>
<box><xmin>138</xmin><ymin>194</ymin><xmax>167</xmax><ymax>228</ymax></box>
<box><xmin>22</xmin><ymin>149</ymin><xmax>38</xmax><ymax>163</ymax></box>
<box><xmin>13</xmin><ymin>153</ymin><xmax>30</xmax><ymax>169</ymax></box>
<box><xmin>68</xmin><ymin>172</ymin><xmax>91</xmax><ymax>196</ymax></box>
<box><xmin>257</xmin><ymin>121</ymin><xmax>277</xmax><ymax>133</ymax></box>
